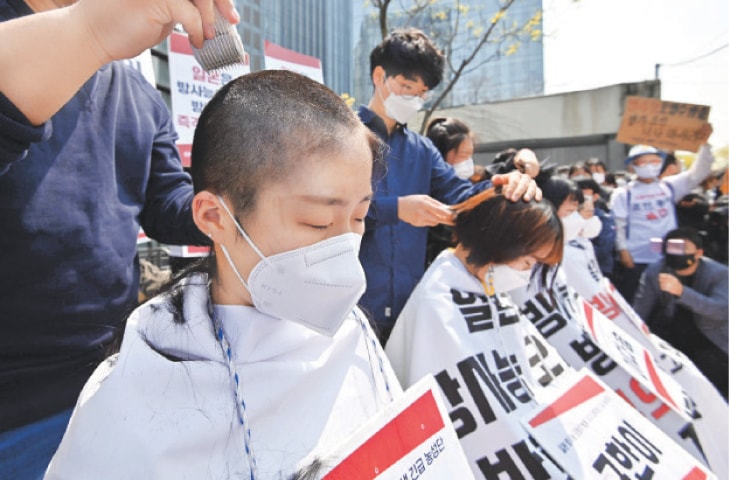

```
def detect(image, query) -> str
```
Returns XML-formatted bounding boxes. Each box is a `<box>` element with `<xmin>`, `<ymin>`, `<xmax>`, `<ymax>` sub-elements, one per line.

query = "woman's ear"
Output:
<box><xmin>192</xmin><ymin>191</ymin><xmax>225</xmax><ymax>242</ymax></box>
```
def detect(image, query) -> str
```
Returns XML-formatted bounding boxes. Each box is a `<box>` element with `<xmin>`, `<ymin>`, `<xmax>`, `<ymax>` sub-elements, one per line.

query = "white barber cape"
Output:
<box><xmin>385</xmin><ymin>250</ymin><xmax>570</xmax><ymax>479</ymax></box>
<box><xmin>45</xmin><ymin>273</ymin><xmax>400</xmax><ymax>479</ymax></box>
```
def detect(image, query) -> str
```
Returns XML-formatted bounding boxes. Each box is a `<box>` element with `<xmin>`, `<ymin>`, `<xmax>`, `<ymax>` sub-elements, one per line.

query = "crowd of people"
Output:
<box><xmin>0</xmin><ymin>0</ymin><xmax>726</xmax><ymax>478</ymax></box>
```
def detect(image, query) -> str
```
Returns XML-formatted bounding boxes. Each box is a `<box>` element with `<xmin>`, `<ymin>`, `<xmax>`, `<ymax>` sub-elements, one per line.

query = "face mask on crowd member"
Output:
<box><xmin>448</xmin><ymin>137</ymin><xmax>475</xmax><ymax>180</ymax></box>
<box><xmin>591</xmin><ymin>172</ymin><xmax>606</xmax><ymax>185</ymax></box>
<box><xmin>561</xmin><ymin>211</ymin><xmax>584</xmax><ymax>242</ymax></box>
<box><xmin>581</xmin><ymin>215</ymin><xmax>602</xmax><ymax>239</ymax></box>
<box><xmin>453</xmin><ymin>158</ymin><xmax>475</xmax><ymax>179</ymax></box>
<box><xmin>626</xmin><ymin>145</ymin><xmax>666</xmax><ymax>181</ymax></box>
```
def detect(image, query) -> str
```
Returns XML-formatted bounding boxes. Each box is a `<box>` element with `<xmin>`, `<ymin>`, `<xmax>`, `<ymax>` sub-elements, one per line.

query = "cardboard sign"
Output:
<box><xmin>523</xmin><ymin>369</ymin><xmax>717</xmax><ymax>480</ymax></box>
<box><xmin>617</xmin><ymin>96</ymin><xmax>711</xmax><ymax>152</ymax></box>
<box><xmin>300</xmin><ymin>375</ymin><xmax>474</xmax><ymax>480</ymax></box>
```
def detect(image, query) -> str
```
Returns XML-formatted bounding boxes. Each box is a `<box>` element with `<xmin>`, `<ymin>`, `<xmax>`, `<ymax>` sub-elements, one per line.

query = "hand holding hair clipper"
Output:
<box><xmin>0</xmin><ymin>0</ymin><xmax>241</xmax><ymax>125</ymax></box>
<box><xmin>191</xmin><ymin>5</ymin><xmax>248</xmax><ymax>71</ymax></box>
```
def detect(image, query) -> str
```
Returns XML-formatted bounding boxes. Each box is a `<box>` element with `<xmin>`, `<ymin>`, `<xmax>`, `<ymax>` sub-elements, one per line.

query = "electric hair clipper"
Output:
<box><xmin>191</xmin><ymin>8</ymin><xmax>248</xmax><ymax>72</ymax></box>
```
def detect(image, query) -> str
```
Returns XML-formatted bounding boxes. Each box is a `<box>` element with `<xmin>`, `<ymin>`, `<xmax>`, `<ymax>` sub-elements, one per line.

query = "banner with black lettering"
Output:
<box><xmin>511</xmin><ymin>279</ymin><xmax>713</xmax><ymax>468</ymax></box>
<box><xmin>522</xmin><ymin>369</ymin><xmax>717</xmax><ymax>480</ymax></box>
<box><xmin>559</xmin><ymin>237</ymin><xmax>728</xmax><ymax>477</ymax></box>
<box><xmin>386</xmin><ymin>251</ymin><xmax>575</xmax><ymax>479</ymax></box>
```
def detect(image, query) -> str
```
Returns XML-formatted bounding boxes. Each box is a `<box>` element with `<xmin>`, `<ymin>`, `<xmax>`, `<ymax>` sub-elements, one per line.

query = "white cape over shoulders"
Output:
<box><xmin>46</xmin><ymin>274</ymin><xmax>400</xmax><ymax>479</ymax></box>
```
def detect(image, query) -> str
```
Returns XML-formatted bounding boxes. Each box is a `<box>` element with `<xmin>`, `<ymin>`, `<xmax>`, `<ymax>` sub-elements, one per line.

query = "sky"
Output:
<box><xmin>542</xmin><ymin>0</ymin><xmax>729</xmax><ymax>148</ymax></box>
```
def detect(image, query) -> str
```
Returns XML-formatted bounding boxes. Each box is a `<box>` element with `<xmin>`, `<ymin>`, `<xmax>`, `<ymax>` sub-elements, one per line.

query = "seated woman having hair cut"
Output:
<box><xmin>385</xmin><ymin>188</ymin><xmax>571</xmax><ymax>478</ymax></box>
<box><xmin>45</xmin><ymin>70</ymin><xmax>400</xmax><ymax>480</ymax></box>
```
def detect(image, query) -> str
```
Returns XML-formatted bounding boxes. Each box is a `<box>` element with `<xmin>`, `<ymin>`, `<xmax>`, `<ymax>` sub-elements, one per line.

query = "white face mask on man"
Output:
<box><xmin>379</xmin><ymin>77</ymin><xmax>424</xmax><ymax>125</ymax></box>
<box><xmin>632</xmin><ymin>163</ymin><xmax>662</xmax><ymax>180</ymax></box>
<box><xmin>217</xmin><ymin>196</ymin><xmax>367</xmax><ymax>336</ymax></box>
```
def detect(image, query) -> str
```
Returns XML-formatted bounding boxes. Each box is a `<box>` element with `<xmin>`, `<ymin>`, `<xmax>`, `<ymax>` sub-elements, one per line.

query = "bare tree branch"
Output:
<box><xmin>420</xmin><ymin>0</ymin><xmax>516</xmax><ymax>133</ymax></box>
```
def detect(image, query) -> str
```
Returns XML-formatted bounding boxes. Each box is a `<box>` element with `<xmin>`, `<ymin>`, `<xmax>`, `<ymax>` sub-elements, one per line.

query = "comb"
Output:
<box><xmin>191</xmin><ymin>8</ymin><xmax>248</xmax><ymax>72</ymax></box>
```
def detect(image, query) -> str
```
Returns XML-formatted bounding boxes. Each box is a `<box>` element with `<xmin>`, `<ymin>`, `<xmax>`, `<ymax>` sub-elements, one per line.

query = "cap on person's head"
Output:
<box><xmin>625</xmin><ymin>145</ymin><xmax>667</xmax><ymax>165</ymax></box>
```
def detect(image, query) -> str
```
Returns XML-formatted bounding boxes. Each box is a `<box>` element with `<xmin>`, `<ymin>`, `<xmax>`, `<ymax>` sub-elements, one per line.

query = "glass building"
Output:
<box><xmin>263</xmin><ymin>0</ymin><xmax>354</xmax><ymax>96</ymax></box>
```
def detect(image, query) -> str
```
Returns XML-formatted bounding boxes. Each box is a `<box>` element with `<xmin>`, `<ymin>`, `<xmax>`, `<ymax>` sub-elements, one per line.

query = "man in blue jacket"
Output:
<box><xmin>0</xmin><ymin>0</ymin><xmax>238</xmax><ymax>476</ymax></box>
<box><xmin>358</xmin><ymin>29</ymin><xmax>538</xmax><ymax>343</ymax></box>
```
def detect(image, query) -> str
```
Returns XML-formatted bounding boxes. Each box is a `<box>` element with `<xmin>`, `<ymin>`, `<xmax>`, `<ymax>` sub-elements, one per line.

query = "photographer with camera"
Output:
<box><xmin>634</xmin><ymin>227</ymin><xmax>728</xmax><ymax>397</ymax></box>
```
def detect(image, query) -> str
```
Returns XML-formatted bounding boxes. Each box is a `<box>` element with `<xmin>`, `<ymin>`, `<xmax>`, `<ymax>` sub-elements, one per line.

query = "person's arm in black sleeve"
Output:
<box><xmin>139</xmin><ymin>106</ymin><xmax>209</xmax><ymax>247</ymax></box>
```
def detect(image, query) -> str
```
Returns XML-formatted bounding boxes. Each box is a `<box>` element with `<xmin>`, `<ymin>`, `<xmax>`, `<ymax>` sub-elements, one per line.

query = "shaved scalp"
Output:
<box><xmin>191</xmin><ymin>70</ymin><xmax>381</xmax><ymax>217</ymax></box>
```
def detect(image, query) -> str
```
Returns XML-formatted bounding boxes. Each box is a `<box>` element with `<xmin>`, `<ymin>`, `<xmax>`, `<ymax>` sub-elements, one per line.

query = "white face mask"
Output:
<box><xmin>490</xmin><ymin>264</ymin><xmax>532</xmax><ymax>294</ymax></box>
<box><xmin>561</xmin><ymin>211</ymin><xmax>585</xmax><ymax>242</ymax></box>
<box><xmin>217</xmin><ymin>197</ymin><xmax>366</xmax><ymax>336</ymax></box>
<box><xmin>633</xmin><ymin>163</ymin><xmax>662</xmax><ymax>180</ymax></box>
<box><xmin>592</xmin><ymin>172</ymin><xmax>605</xmax><ymax>185</ymax></box>
<box><xmin>453</xmin><ymin>158</ymin><xmax>475</xmax><ymax>179</ymax></box>
<box><xmin>379</xmin><ymin>78</ymin><xmax>423</xmax><ymax>124</ymax></box>
<box><xmin>580</xmin><ymin>215</ymin><xmax>602</xmax><ymax>239</ymax></box>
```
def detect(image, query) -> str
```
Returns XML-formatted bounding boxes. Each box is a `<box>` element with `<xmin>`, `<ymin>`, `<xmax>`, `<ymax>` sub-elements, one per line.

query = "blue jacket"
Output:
<box><xmin>357</xmin><ymin>106</ymin><xmax>489</xmax><ymax>333</ymax></box>
<box><xmin>0</xmin><ymin>0</ymin><xmax>206</xmax><ymax>431</ymax></box>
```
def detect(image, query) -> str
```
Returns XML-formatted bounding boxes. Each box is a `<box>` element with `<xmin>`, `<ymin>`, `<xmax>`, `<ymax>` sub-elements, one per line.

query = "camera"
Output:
<box><xmin>649</xmin><ymin>237</ymin><xmax>686</xmax><ymax>255</ymax></box>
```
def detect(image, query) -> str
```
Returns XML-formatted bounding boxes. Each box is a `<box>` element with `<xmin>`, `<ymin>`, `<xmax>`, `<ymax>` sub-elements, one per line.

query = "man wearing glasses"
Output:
<box><xmin>357</xmin><ymin>28</ymin><xmax>539</xmax><ymax>344</ymax></box>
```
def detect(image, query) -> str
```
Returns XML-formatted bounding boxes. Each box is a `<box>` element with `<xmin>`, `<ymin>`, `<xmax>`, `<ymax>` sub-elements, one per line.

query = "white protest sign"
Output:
<box><xmin>523</xmin><ymin>369</ymin><xmax>717</xmax><ymax>480</ymax></box>
<box><xmin>559</xmin><ymin>240</ymin><xmax>729</xmax><ymax>477</ymax></box>
<box><xmin>300</xmin><ymin>375</ymin><xmax>473</xmax><ymax>480</ymax></box>
<box><xmin>513</xmin><ymin>279</ymin><xmax>708</xmax><ymax>467</ymax></box>
<box><xmin>385</xmin><ymin>252</ymin><xmax>571</xmax><ymax>479</ymax></box>
<box><xmin>168</xmin><ymin>31</ymin><xmax>250</xmax><ymax>167</ymax></box>
<box><xmin>264</xmin><ymin>40</ymin><xmax>324</xmax><ymax>84</ymax></box>
<box><xmin>578</xmin><ymin>299</ymin><xmax>692</xmax><ymax>420</ymax></box>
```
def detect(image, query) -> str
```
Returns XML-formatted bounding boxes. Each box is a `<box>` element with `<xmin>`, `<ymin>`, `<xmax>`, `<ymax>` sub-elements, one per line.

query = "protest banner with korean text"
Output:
<box><xmin>554</xmin><ymin>238</ymin><xmax>728</xmax><ymax>477</ymax></box>
<box><xmin>523</xmin><ymin>369</ymin><xmax>716</xmax><ymax>480</ymax></box>
<box><xmin>385</xmin><ymin>252</ymin><xmax>574</xmax><ymax>479</ymax></box>
<box><xmin>299</xmin><ymin>375</ymin><xmax>474</xmax><ymax>480</ymax></box>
